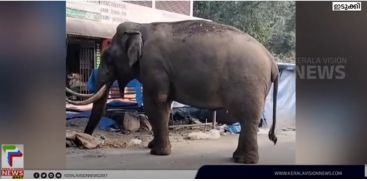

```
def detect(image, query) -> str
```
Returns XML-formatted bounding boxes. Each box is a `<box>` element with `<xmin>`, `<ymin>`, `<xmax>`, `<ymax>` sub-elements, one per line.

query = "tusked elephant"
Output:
<box><xmin>66</xmin><ymin>20</ymin><xmax>279</xmax><ymax>164</ymax></box>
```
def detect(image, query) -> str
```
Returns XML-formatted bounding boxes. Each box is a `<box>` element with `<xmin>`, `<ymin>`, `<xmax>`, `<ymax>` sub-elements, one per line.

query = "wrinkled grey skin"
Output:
<box><xmin>83</xmin><ymin>20</ymin><xmax>279</xmax><ymax>163</ymax></box>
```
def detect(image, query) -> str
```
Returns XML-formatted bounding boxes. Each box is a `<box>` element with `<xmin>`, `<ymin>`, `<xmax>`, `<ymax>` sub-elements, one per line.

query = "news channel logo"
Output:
<box><xmin>1</xmin><ymin>144</ymin><xmax>24</xmax><ymax>179</ymax></box>
<box><xmin>332</xmin><ymin>2</ymin><xmax>362</xmax><ymax>11</ymax></box>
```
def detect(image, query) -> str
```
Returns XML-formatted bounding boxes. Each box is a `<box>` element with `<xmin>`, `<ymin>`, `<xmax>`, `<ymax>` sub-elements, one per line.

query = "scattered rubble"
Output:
<box><xmin>128</xmin><ymin>138</ymin><xmax>142</xmax><ymax>146</ymax></box>
<box><xmin>186</xmin><ymin>129</ymin><xmax>221</xmax><ymax>140</ymax></box>
<box><xmin>139</xmin><ymin>114</ymin><xmax>152</xmax><ymax>132</ymax></box>
<box><xmin>66</xmin><ymin>116</ymin><xmax>235</xmax><ymax>151</ymax></box>
<box><xmin>119</xmin><ymin>112</ymin><xmax>152</xmax><ymax>134</ymax></box>
<box><xmin>120</xmin><ymin>112</ymin><xmax>141</xmax><ymax>134</ymax></box>
<box><xmin>66</xmin><ymin>130</ymin><xmax>104</xmax><ymax>149</ymax></box>
<box><xmin>103</xmin><ymin>139</ymin><xmax>127</xmax><ymax>148</ymax></box>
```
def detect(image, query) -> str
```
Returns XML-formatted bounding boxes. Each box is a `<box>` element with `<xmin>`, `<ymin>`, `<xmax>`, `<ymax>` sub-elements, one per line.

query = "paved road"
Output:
<box><xmin>66</xmin><ymin>130</ymin><xmax>295</xmax><ymax>170</ymax></box>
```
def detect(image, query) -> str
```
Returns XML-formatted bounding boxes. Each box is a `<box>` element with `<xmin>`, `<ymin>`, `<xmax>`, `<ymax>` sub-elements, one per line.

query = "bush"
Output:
<box><xmin>194</xmin><ymin>1</ymin><xmax>295</xmax><ymax>63</ymax></box>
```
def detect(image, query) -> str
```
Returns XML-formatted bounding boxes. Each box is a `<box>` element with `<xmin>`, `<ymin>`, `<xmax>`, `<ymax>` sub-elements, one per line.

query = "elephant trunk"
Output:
<box><xmin>66</xmin><ymin>84</ymin><xmax>108</xmax><ymax>105</ymax></box>
<box><xmin>84</xmin><ymin>91</ymin><xmax>109</xmax><ymax>134</ymax></box>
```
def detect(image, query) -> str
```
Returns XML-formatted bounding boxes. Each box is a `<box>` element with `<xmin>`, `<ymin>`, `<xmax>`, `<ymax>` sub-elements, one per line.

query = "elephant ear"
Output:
<box><xmin>124</xmin><ymin>32</ymin><xmax>142</xmax><ymax>68</ymax></box>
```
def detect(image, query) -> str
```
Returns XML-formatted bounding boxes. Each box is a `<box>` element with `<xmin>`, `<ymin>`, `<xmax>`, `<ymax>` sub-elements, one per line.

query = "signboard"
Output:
<box><xmin>66</xmin><ymin>1</ymin><xmax>100</xmax><ymax>21</ymax></box>
<box><xmin>98</xmin><ymin>1</ymin><xmax>127</xmax><ymax>24</ymax></box>
<box><xmin>66</xmin><ymin>1</ymin><xmax>201</xmax><ymax>25</ymax></box>
<box><xmin>66</xmin><ymin>1</ymin><xmax>127</xmax><ymax>24</ymax></box>
<box><xmin>66</xmin><ymin>1</ymin><xmax>203</xmax><ymax>38</ymax></box>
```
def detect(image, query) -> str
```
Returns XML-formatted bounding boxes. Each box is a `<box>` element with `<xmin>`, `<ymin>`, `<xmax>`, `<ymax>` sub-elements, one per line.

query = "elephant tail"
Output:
<box><xmin>269</xmin><ymin>63</ymin><xmax>279</xmax><ymax>145</ymax></box>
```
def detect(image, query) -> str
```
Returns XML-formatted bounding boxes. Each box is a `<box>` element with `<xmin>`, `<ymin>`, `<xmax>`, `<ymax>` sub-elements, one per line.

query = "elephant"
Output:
<box><xmin>66</xmin><ymin>20</ymin><xmax>279</xmax><ymax>164</ymax></box>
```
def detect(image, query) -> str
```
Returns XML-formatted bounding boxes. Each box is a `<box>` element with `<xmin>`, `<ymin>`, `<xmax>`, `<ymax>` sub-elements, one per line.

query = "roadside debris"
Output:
<box><xmin>185</xmin><ymin>129</ymin><xmax>221</xmax><ymax>140</ymax></box>
<box><xmin>66</xmin><ymin>130</ymin><xmax>104</xmax><ymax>149</ymax></box>
<box><xmin>120</xmin><ymin>112</ymin><xmax>152</xmax><ymax>134</ymax></box>
<box><xmin>120</xmin><ymin>112</ymin><xmax>141</xmax><ymax>134</ymax></box>
<box><xmin>128</xmin><ymin>138</ymin><xmax>142</xmax><ymax>146</ymax></box>
<box><xmin>139</xmin><ymin>114</ymin><xmax>152</xmax><ymax>132</ymax></box>
<box><xmin>224</xmin><ymin>122</ymin><xmax>241</xmax><ymax>134</ymax></box>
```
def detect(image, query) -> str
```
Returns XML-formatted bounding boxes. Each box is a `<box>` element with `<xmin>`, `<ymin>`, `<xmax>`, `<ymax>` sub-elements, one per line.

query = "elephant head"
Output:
<box><xmin>66</xmin><ymin>22</ymin><xmax>143</xmax><ymax>134</ymax></box>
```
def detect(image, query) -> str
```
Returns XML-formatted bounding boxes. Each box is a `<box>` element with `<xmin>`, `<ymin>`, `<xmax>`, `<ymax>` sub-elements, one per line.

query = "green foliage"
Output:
<box><xmin>193</xmin><ymin>1</ymin><xmax>295</xmax><ymax>63</ymax></box>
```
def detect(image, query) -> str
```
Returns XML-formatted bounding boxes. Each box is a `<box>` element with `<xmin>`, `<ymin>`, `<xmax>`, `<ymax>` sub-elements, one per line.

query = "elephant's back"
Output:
<box><xmin>169</xmin><ymin>20</ymin><xmax>242</xmax><ymax>36</ymax></box>
<box><xmin>145</xmin><ymin>20</ymin><xmax>274</xmax><ymax>82</ymax></box>
<box><xmin>177</xmin><ymin>31</ymin><xmax>274</xmax><ymax>91</ymax></box>
<box><xmin>170</xmin><ymin>29</ymin><xmax>272</xmax><ymax>69</ymax></box>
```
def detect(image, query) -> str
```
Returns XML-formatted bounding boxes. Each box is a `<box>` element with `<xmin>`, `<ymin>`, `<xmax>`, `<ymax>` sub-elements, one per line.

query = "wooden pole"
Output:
<box><xmin>212</xmin><ymin>110</ymin><xmax>217</xmax><ymax>129</ymax></box>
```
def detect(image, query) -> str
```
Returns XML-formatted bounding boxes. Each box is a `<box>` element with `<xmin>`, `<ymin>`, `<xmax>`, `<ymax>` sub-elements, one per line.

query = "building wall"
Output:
<box><xmin>123</xmin><ymin>0</ymin><xmax>191</xmax><ymax>16</ymax></box>
<box><xmin>156</xmin><ymin>1</ymin><xmax>191</xmax><ymax>16</ymax></box>
<box><xmin>124</xmin><ymin>1</ymin><xmax>152</xmax><ymax>8</ymax></box>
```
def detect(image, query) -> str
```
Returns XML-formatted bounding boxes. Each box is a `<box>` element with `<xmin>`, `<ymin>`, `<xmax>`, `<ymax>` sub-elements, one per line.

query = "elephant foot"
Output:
<box><xmin>147</xmin><ymin>140</ymin><xmax>155</xmax><ymax>149</ymax></box>
<box><xmin>150</xmin><ymin>143</ymin><xmax>171</xmax><ymax>155</ymax></box>
<box><xmin>232</xmin><ymin>150</ymin><xmax>259</xmax><ymax>164</ymax></box>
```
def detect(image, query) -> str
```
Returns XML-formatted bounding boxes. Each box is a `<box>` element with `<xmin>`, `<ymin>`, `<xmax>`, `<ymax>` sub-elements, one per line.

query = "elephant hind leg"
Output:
<box><xmin>227</xmin><ymin>96</ymin><xmax>264</xmax><ymax>163</ymax></box>
<box><xmin>232</xmin><ymin>118</ymin><xmax>260</xmax><ymax>163</ymax></box>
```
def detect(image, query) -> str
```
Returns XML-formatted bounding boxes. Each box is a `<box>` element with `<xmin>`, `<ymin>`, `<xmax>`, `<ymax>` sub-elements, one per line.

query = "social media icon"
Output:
<box><xmin>41</xmin><ymin>172</ymin><xmax>47</xmax><ymax>179</ymax></box>
<box><xmin>48</xmin><ymin>172</ymin><xmax>55</xmax><ymax>179</ymax></box>
<box><xmin>55</xmin><ymin>172</ymin><xmax>62</xmax><ymax>179</ymax></box>
<box><xmin>33</xmin><ymin>172</ymin><xmax>40</xmax><ymax>179</ymax></box>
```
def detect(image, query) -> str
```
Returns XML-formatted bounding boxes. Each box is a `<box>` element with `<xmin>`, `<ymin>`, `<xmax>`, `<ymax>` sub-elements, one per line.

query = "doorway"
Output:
<box><xmin>66</xmin><ymin>37</ymin><xmax>97</xmax><ymax>94</ymax></box>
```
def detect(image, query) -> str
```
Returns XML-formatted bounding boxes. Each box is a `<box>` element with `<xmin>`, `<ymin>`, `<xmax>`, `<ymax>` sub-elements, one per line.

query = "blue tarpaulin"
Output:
<box><xmin>66</xmin><ymin>111</ymin><xmax>116</xmax><ymax>130</ymax></box>
<box><xmin>87</xmin><ymin>69</ymin><xmax>144</xmax><ymax>108</ymax></box>
<box><xmin>225</xmin><ymin>122</ymin><xmax>241</xmax><ymax>134</ymax></box>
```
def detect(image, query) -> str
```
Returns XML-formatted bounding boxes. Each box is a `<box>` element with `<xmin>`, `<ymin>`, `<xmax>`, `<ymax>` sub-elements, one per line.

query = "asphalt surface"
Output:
<box><xmin>66</xmin><ymin>130</ymin><xmax>295</xmax><ymax>169</ymax></box>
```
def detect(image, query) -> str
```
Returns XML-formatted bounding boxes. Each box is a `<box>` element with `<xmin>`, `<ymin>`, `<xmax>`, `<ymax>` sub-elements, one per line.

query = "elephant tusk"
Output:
<box><xmin>66</xmin><ymin>85</ymin><xmax>107</xmax><ymax>105</ymax></box>
<box><xmin>66</xmin><ymin>87</ymin><xmax>94</xmax><ymax>98</ymax></box>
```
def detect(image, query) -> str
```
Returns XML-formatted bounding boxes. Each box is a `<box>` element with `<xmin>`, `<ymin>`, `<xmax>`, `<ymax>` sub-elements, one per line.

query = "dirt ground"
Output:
<box><xmin>66</xmin><ymin>118</ymin><xmax>295</xmax><ymax>169</ymax></box>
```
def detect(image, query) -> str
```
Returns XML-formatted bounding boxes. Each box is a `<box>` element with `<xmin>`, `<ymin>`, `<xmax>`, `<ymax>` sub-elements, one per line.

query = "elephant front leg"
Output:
<box><xmin>144</xmin><ymin>97</ymin><xmax>172</xmax><ymax>155</ymax></box>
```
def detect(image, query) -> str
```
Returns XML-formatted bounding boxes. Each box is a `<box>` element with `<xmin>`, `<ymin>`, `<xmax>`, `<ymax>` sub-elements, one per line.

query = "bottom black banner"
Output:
<box><xmin>196</xmin><ymin>165</ymin><xmax>366</xmax><ymax>179</ymax></box>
